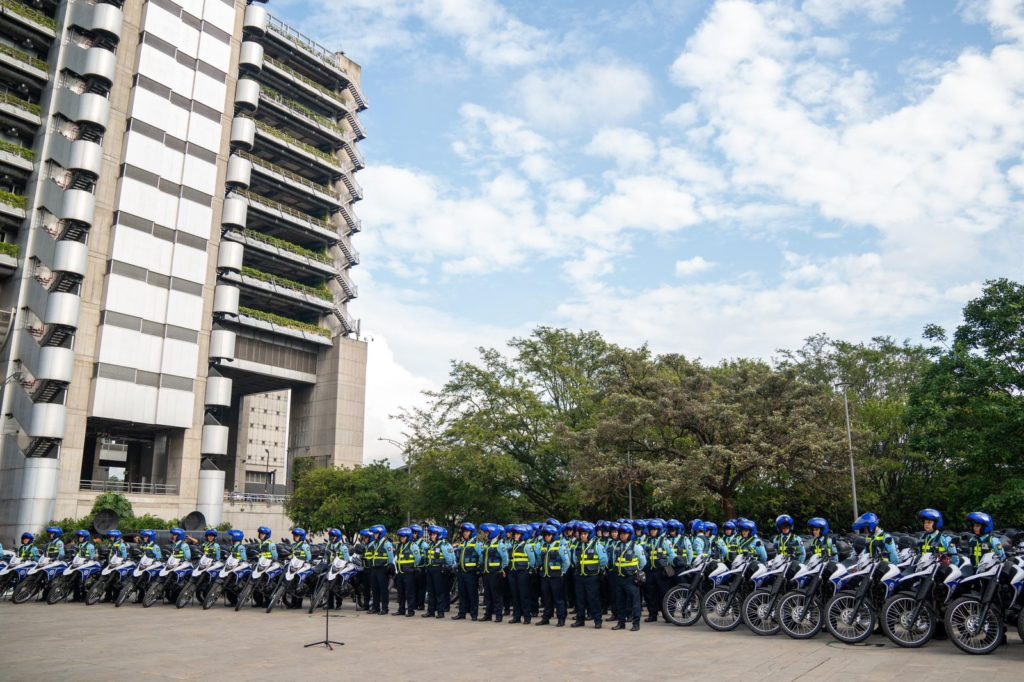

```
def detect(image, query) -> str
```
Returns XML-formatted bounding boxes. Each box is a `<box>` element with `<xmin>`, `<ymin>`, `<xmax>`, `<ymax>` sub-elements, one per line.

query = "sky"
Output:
<box><xmin>270</xmin><ymin>0</ymin><xmax>1024</xmax><ymax>464</ymax></box>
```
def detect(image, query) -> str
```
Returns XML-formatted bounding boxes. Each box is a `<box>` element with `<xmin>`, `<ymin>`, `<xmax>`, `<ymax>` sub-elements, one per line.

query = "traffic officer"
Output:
<box><xmin>199</xmin><ymin>529</ymin><xmax>222</xmax><ymax>561</ymax></box>
<box><xmin>103</xmin><ymin>530</ymin><xmax>129</xmax><ymax>602</ymax></box>
<box><xmin>735</xmin><ymin>519</ymin><xmax>769</xmax><ymax>562</ymax></box>
<box><xmin>917</xmin><ymin>509</ymin><xmax>960</xmax><ymax>566</ymax></box>
<box><xmin>410</xmin><ymin>524</ymin><xmax>429</xmax><ymax>610</ymax></box>
<box><xmin>365</xmin><ymin>525</ymin><xmax>394</xmax><ymax>614</ymax></box>
<box><xmin>535</xmin><ymin>524</ymin><xmax>568</xmax><ymax>626</ymax></box>
<box><xmin>422</xmin><ymin>525</ymin><xmax>455</xmax><ymax>618</ymax></box>
<box><xmin>169</xmin><ymin>528</ymin><xmax>192</xmax><ymax>562</ymax></box>
<box><xmin>966</xmin><ymin>511</ymin><xmax>1006</xmax><ymax>565</ymax></box>
<box><xmin>772</xmin><ymin>515</ymin><xmax>806</xmax><ymax>564</ymax></box>
<box><xmin>689</xmin><ymin>519</ymin><xmax>707</xmax><ymax>558</ymax></box>
<box><xmin>16</xmin><ymin>532</ymin><xmax>40</xmax><ymax>561</ymax></box>
<box><xmin>571</xmin><ymin>521</ymin><xmax>607</xmax><ymax>629</ymax></box>
<box><xmin>852</xmin><ymin>513</ymin><xmax>899</xmax><ymax>564</ymax></box>
<box><xmin>527</xmin><ymin>522</ymin><xmax>543</xmax><ymax>618</ymax></box>
<box><xmin>352</xmin><ymin>528</ymin><xmax>372</xmax><ymax>611</ymax></box>
<box><xmin>70</xmin><ymin>530</ymin><xmax>97</xmax><ymax>601</ymax></box>
<box><xmin>667</xmin><ymin>519</ymin><xmax>692</xmax><ymax>571</ymax></box>
<box><xmin>562</xmin><ymin>521</ymin><xmax>578</xmax><ymax>614</ymax></box>
<box><xmin>718</xmin><ymin>520</ymin><xmax>739</xmax><ymax>563</ymax></box>
<box><xmin>44</xmin><ymin>527</ymin><xmax>65</xmax><ymax>561</ymax></box>
<box><xmin>452</xmin><ymin>522</ymin><xmax>483</xmax><ymax>621</ymax></box>
<box><xmin>480</xmin><ymin>523</ymin><xmax>509</xmax><ymax>622</ymax></box>
<box><xmin>138</xmin><ymin>530</ymin><xmax>162</xmax><ymax>560</ymax></box>
<box><xmin>393</xmin><ymin>527</ymin><xmax>421</xmax><ymax>617</ymax></box>
<box><xmin>807</xmin><ymin>518</ymin><xmax>839</xmax><ymax>562</ymax></box>
<box><xmin>506</xmin><ymin>524</ymin><xmax>535</xmax><ymax>624</ymax></box>
<box><xmin>643</xmin><ymin>519</ymin><xmax>676</xmax><ymax>622</ymax></box>
<box><xmin>610</xmin><ymin>523</ymin><xmax>646</xmax><ymax>631</ymax></box>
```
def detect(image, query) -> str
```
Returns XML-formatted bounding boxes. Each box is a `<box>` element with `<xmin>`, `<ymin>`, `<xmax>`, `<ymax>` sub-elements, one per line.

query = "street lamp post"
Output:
<box><xmin>837</xmin><ymin>383</ymin><xmax>859</xmax><ymax>521</ymax></box>
<box><xmin>263</xmin><ymin>448</ymin><xmax>271</xmax><ymax>494</ymax></box>
<box><xmin>378</xmin><ymin>437</ymin><xmax>411</xmax><ymax>525</ymax></box>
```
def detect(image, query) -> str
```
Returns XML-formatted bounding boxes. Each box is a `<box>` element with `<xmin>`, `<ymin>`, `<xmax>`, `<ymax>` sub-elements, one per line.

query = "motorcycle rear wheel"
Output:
<box><xmin>777</xmin><ymin>592</ymin><xmax>823</xmax><ymax>639</ymax></box>
<box><xmin>945</xmin><ymin>596</ymin><xmax>1004</xmax><ymax>655</ymax></box>
<box><xmin>309</xmin><ymin>579</ymin><xmax>329</xmax><ymax>614</ymax></box>
<box><xmin>742</xmin><ymin>588</ymin><xmax>781</xmax><ymax>636</ymax></box>
<box><xmin>235</xmin><ymin>579</ymin><xmax>255</xmax><ymax>612</ymax></box>
<box><xmin>114</xmin><ymin>581</ymin><xmax>133</xmax><ymax>607</ymax></box>
<box><xmin>203</xmin><ymin>582</ymin><xmax>223</xmax><ymax>610</ymax></box>
<box><xmin>0</xmin><ymin>572</ymin><xmax>15</xmax><ymax>597</ymax></box>
<box><xmin>85</xmin><ymin>576</ymin><xmax>108</xmax><ymax>606</ymax></box>
<box><xmin>825</xmin><ymin>591</ymin><xmax>876</xmax><ymax>644</ymax></box>
<box><xmin>266</xmin><ymin>581</ymin><xmax>286</xmax><ymax>614</ymax></box>
<box><xmin>176</xmin><ymin>581</ymin><xmax>196</xmax><ymax>609</ymax></box>
<box><xmin>662</xmin><ymin>584</ymin><xmax>702</xmax><ymax>626</ymax></box>
<box><xmin>12</xmin><ymin>575</ymin><xmax>40</xmax><ymax>604</ymax></box>
<box><xmin>46</xmin><ymin>577</ymin><xmax>71</xmax><ymax>605</ymax></box>
<box><xmin>702</xmin><ymin>587</ymin><xmax>743</xmax><ymax>631</ymax></box>
<box><xmin>881</xmin><ymin>595</ymin><xmax>935</xmax><ymax>648</ymax></box>
<box><xmin>142</xmin><ymin>580</ymin><xmax>163</xmax><ymax>608</ymax></box>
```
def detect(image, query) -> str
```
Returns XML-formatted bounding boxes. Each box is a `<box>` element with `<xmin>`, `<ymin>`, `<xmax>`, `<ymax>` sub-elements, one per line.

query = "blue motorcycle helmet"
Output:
<box><xmin>358</xmin><ymin>528</ymin><xmax>372</xmax><ymax>540</ymax></box>
<box><xmin>540</xmin><ymin>524</ymin><xmax>558</xmax><ymax>537</ymax></box>
<box><xmin>504</xmin><ymin>524</ymin><xmax>516</xmax><ymax>535</ymax></box>
<box><xmin>292</xmin><ymin>528</ymin><xmax>307</xmax><ymax>541</ymax></box>
<box><xmin>545</xmin><ymin>517</ymin><xmax>561</xmax><ymax>529</ymax></box>
<box><xmin>918</xmin><ymin>508</ymin><xmax>943</xmax><ymax>530</ymax></box>
<box><xmin>169</xmin><ymin>528</ymin><xmax>186</xmax><ymax>541</ymax></box>
<box><xmin>106</xmin><ymin>530</ymin><xmax>122</xmax><ymax>541</ymax></box>
<box><xmin>370</xmin><ymin>525</ymin><xmax>387</xmax><ymax>538</ymax></box>
<box><xmin>427</xmin><ymin>525</ymin><xmax>444</xmax><ymax>537</ymax></box>
<box><xmin>76</xmin><ymin>529</ymin><xmax>91</xmax><ymax>541</ymax></box>
<box><xmin>21</xmin><ymin>532</ymin><xmax>34</xmax><ymax>544</ymax></box>
<box><xmin>852</xmin><ymin>512</ymin><xmax>879</xmax><ymax>534</ymax></box>
<box><xmin>577</xmin><ymin>521</ymin><xmax>595</xmax><ymax>536</ymax></box>
<box><xmin>397</xmin><ymin>527</ymin><xmax>413</xmax><ymax>539</ymax></box>
<box><xmin>705</xmin><ymin>522</ymin><xmax>718</xmax><ymax>537</ymax></box>
<box><xmin>258</xmin><ymin>526</ymin><xmax>272</xmax><ymax>539</ymax></box>
<box><xmin>619</xmin><ymin>523</ymin><xmax>634</xmax><ymax>538</ymax></box>
<box><xmin>609</xmin><ymin>522</ymin><xmax>622</xmax><ymax>533</ymax></box>
<box><xmin>738</xmin><ymin>519</ymin><xmax>757</xmax><ymax>535</ymax></box>
<box><xmin>440</xmin><ymin>528</ymin><xmax>449</xmax><ymax>540</ymax></box>
<box><xmin>634</xmin><ymin>519</ymin><xmax>648</xmax><ymax>535</ymax></box>
<box><xmin>329</xmin><ymin>528</ymin><xmax>344</xmax><ymax>540</ymax></box>
<box><xmin>689</xmin><ymin>519</ymin><xmax>704</xmax><ymax>534</ymax></box>
<box><xmin>967</xmin><ymin>511</ymin><xmax>994</xmax><ymax>534</ymax></box>
<box><xmin>140</xmin><ymin>530</ymin><xmax>156</xmax><ymax>543</ymax></box>
<box><xmin>806</xmin><ymin>517</ymin><xmax>830</xmax><ymax>536</ymax></box>
<box><xmin>667</xmin><ymin>519</ymin><xmax>683</xmax><ymax>533</ymax></box>
<box><xmin>775</xmin><ymin>514</ymin><xmax>795</xmax><ymax>532</ymax></box>
<box><xmin>205</xmin><ymin>529</ymin><xmax>218</xmax><ymax>539</ymax></box>
<box><xmin>647</xmin><ymin>519</ymin><xmax>665</xmax><ymax>534</ymax></box>
<box><xmin>46</xmin><ymin>526</ymin><xmax>63</xmax><ymax>538</ymax></box>
<box><xmin>228</xmin><ymin>529</ymin><xmax>245</xmax><ymax>542</ymax></box>
<box><xmin>460</xmin><ymin>522</ymin><xmax>477</xmax><ymax>537</ymax></box>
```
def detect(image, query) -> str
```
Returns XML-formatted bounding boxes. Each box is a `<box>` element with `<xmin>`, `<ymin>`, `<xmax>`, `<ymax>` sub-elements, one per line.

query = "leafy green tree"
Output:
<box><xmin>89</xmin><ymin>493</ymin><xmax>134</xmax><ymax>520</ymax></box>
<box><xmin>286</xmin><ymin>461</ymin><xmax>405</xmax><ymax>533</ymax></box>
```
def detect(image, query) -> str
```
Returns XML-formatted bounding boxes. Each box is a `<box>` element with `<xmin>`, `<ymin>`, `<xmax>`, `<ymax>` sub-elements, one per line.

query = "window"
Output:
<box><xmin>245</xmin><ymin>471</ymin><xmax>271</xmax><ymax>485</ymax></box>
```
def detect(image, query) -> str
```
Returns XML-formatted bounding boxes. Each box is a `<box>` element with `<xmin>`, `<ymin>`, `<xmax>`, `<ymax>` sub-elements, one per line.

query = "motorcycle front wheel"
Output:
<box><xmin>662</xmin><ymin>584</ymin><xmax>702</xmax><ymax>626</ymax></box>
<box><xmin>85</xmin><ymin>576</ymin><xmax>108</xmax><ymax>606</ymax></box>
<box><xmin>176</xmin><ymin>581</ymin><xmax>196</xmax><ymax>609</ymax></box>
<box><xmin>235</xmin><ymin>579</ymin><xmax>255</xmax><ymax>612</ymax></box>
<box><xmin>0</xmin><ymin>572</ymin><xmax>15</xmax><ymax>597</ymax></box>
<box><xmin>825</xmin><ymin>591</ymin><xmax>876</xmax><ymax>644</ymax></box>
<box><xmin>203</xmin><ymin>582</ymin><xmax>223</xmax><ymax>610</ymax></box>
<box><xmin>266</xmin><ymin>581</ymin><xmax>287</xmax><ymax>614</ymax></box>
<box><xmin>742</xmin><ymin>588</ymin><xmax>781</xmax><ymax>636</ymax></box>
<box><xmin>309</xmin><ymin>578</ymin><xmax>329</xmax><ymax>614</ymax></box>
<box><xmin>702</xmin><ymin>587</ymin><xmax>743</xmax><ymax>631</ymax></box>
<box><xmin>114</xmin><ymin>581</ymin><xmax>134</xmax><ymax>607</ymax></box>
<box><xmin>945</xmin><ymin>597</ymin><xmax>1004</xmax><ymax>655</ymax></box>
<box><xmin>46</xmin><ymin>577</ymin><xmax>71</xmax><ymax>605</ymax></box>
<box><xmin>12</xmin><ymin>574</ymin><xmax>41</xmax><ymax>604</ymax></box>
<box><xmin>881</xmin><ymin>595</ymin><xmax>935</xmax><ymax>648</ymax></box>
<box><xmin>142</xmin><ymin>580</ymin><xmax>163</xmax><ymax>608</ymax></box>
<box><xmin>777</xmin><ymin>592</ymin><xmax>823</xmax><ymax>639</ymax></box>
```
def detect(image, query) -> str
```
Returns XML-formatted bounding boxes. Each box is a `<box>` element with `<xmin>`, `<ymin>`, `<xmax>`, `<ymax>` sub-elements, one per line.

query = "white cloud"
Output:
<box><xmin>675</xmin><ymin>256</ymin><xmax>717</xmax><ymax>276</ymax></box>
<box><xmin>514</xmin><ymin>62</ymin><xmax>655</xmax><ymax>130</ymax></box>
<box><xmin>802</xmin><ymin>0</ymin><xmax>905</xmax><ymax>26</ymax></box>
<box><xmin>585</xmin><ymin>128</ymin><xmax>658</xmax><ymax>168</ymax></box>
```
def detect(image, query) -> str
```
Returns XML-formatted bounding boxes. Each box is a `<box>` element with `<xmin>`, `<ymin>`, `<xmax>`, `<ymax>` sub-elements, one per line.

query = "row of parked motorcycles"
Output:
<box><xmin>0</xmin><ymin>541</ymin><xmax>365</xmax><ymax>615</ymax></box>
<box><xmin>661</xmin><ymin>533</ymin><xmax>1024</xmax><ymax>655</ymax></box>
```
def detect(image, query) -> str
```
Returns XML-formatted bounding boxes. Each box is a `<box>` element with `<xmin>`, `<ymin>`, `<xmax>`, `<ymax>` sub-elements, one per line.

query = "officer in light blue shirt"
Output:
<box><xmin>423</xmin><ymin>525</ymin><xmax>455</xmax><ymax>618</ymax></box>
<box><xmin>44</xmin><ymin>527</ymin><xmax>65</xmax><ymax>560</ymax></box>
<box><xmin>735</xmin><ymin>520</ymin><xmax>769</xmax><ymax>563</ymax></box>
<box><xmin>480</xmin><ymin>523</ymin><xmax>509</xmax><ymax>622</ymax></box>
<box><xmin>106</xmin><ymin>530</ymin><xmax>129</xmax><ymax>560</ymax></box>
<box><xmin>571</xmin><ymin>522</ymin><xmax>607</xmax><ymax>628</ymax></box>
<box><xmin>169</xmin><ymin>528</ymin><xmax>192</xmax><ymax>562</ymax></box>
<box><xmin>289</xmin><ymin>528</ymin><xmax>313</xmax><ymax>562</ymax></box>
<box><xmin>16</xmin><ymin>533</ymin><xmax>40</xmax><ymax>561</ymax></box>
<box><xmin>689</xmin><ymin>520</ymin><xmax>708</xmax><ymax>558</ymax></box>
<box><xmin>138</xmin><ymin>530</ymin><xmax>163</xmax><ymax>561</ymax></box>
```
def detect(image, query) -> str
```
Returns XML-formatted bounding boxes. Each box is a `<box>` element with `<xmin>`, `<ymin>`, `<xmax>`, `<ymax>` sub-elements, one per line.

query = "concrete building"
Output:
<box><xmin>0</xmin><ymin>0</ymin><xmax>367</xmax><ymax>539</ymax></box>
<box><xmin>234</xmin><ymin>389</ymin><xmax>288</xmax><ymax>495</ymax></box>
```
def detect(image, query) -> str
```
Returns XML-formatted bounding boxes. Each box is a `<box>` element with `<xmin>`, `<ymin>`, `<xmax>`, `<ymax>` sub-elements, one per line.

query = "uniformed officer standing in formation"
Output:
<box><xmin>365</xmin><ymin>525</ymin><xmax>395</xmax><ymax>615</ymax></box>
<box><xmin>570</xmin><ymin>522</ymin><xmax>607</xmax><ymax>628</ymax></box>
<box><xmin>452</xmin><ymin>522</ymin><xmax>483</xmax><ymax>621</ymax></box>
<box><xmin>422</xmin><ymin>525</ymin><xmax>455</xmax><ymax>618</ymax></box>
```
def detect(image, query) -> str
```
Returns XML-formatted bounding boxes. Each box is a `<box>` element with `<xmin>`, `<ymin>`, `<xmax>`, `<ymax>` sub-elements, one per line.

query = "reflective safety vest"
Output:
<box><xmin>45</xmin><ymin>540</ymin><xmax>63</xmax><ymax>557</ymax></box>
<box><xmin>812</xmin><ymin>536</ymin><xmax>835</xmax><ymax>558</ymax></box>
<box><xmin>614</xmin><ymin>541</ymin><xmax>640</xmax><ymax>577</ymax></box>
<box><xmin>201</xmin><ymin>541</ymin><xmax>220</xmax><ymax>558</ymax></box>
<box><xmin>736</xmin><ymin>536</ymin><xmax>759</xmax><ymax>556</ymax></box>
<box><xmin>327</xmin><ymin>541</ymin><xmax>346</xmax><ymax>561</ymax></box>
<box><xmin>920</xmin><ymin>531</ymin><xmax>950</xmax><ymax>556</ymax></box>
<box><xmin>110</xmin><ymin>541</ymin><xmax>128</xmax><ymax>559</ymax></box>
<box><xmin>866</xmin><ymin>531</ymin><xmax>891</xmax><ymax>560</ymax></box>
<box><xmin>576</xmin><ymin>539</ymin><xmax>601</xmax><ymax>577</ymax></box>
<box><xmin>483</xmin><ymin>541</ymin><xmax>503</xmax><ymax>573</ymax></box>
<box><xmin>230</xmin><ymin>542</ymin><xmax>247</xmax><ymax>562</ymax></box>
<box><xmin>396</xmin><ymin>542</ymin><xmax>417</xmax><ymax>574</ymax></box>
<box><xmin>647</xmin><ymin>536</ymin><xmax>668</xmax><ymax>568</ymax></box>
<box><xmin>18</xmin><ymin>544</ymin><xmax>36</xmax><ymax>559</ymax></box>
<box><xmin>459</xmin><ymin>541</ymin><xmax>479</xmax><ymax>572</ymax></box>
<box><xmin>259</xmin><ymin>540</ymin><xmax>275</xmax><ymax>560</ymax></box>
<box><xmin>365</xmin><ymin>539</ymin><xmax>389</xmax><ymax>568</ymax></box>
<box><xmin>140</xmin><ymin>542</ymin><xmax>160</xmax><ymax>559</ymax></box>
<box><xmin>426</xmin><ymin>541</ymin><xmax>448</xmax><ymax>567</ymax></box>
<box><xmin>510</xmin><ymin>541</ymin><xmax>530</xmax><ymax>571</ymax></box>
<box><xmin>970</xmin><ymin>535</ymin><xmax>995</xmax><ymax>563</ymax></box>
<box><xmin>541</xmin><ymin>540</ymin><xmax>563</xmax><ymax>577</ymax></box>
<box><xmin>720</xmin><ymin>534</ymin><xmax>737</xmax><ymax>561</ymax></box>
<box><xmin>773</xmin><ymin>533</ymin><xmax>801</xmax><ymax>558</ymax></box>
<box><xmin>171</xmin><ymin>541</ymin><xmax>187</xmax><ymax>560</ymax></box>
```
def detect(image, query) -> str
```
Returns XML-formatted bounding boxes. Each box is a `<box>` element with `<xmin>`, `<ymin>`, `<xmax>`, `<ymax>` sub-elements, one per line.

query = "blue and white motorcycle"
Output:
<box><xmin>742</xmin><ymin>554</ymin><xmax>796</xmax><ymax>636</ymax></box>
<box><xmin>824</xmin><ymin>548</ymin><xmax>915</xmax><ymax>644</ymax></box>
<box><xmin>307</xmin><ymin>555</ymin><xmax>364</xmax><ymax>613</ymax></box>
<box><xmin>12</xmin><ymin>557</ymin><xmax>69</xmax><ymax>604</ymax></box>
<box><xmin>47</xmin><ymin>553</ymin><xmax>103</xmax><ymax>604</ymax></box>
<box><xmin>702</xmin><ymin>553</ymin><xmax>758</xmax><ymax>631</ymax></box>
<box><xmin>0</xmin><ymin>554</ymin><xmax>38</xmax><ymax>599</ymax></box>
<box><xmin>86</xmin><ymin>553</ymin><xmax>136</xmax><ymax>605</ymax></box>
<box><xmin>266</xmin><ymin>553</ymin><xmax>316</xmax><ymax>613</ymax></box>
<box><xmin>234</xmin><ymin>554</ymin><xmax>284</xmax><ymax>611</ymax></box>
<box><xmin>944</xmin><ymin>553</ymin><xmax>1024</xmax><ymax>655</ymax></box>
<box><xmin>115</xmin><ymin>555</ymin><xmax>164</xmax><ymax>607</ymax></box>
<box><xmin>879</xmin><ymin>552</ymin><xmax>961</xmax><ymax>648</ymax></box>
<box><xmin>203</xmin><ymin>555</ymin><xmax>252</xmax><ymax>609</ymax></box>
<box><xmin>176</xmin><ymin>554</ymin><xmax>223</xmax><ymax>608</ymax></box>
<box><xmin>143</xmin><ymin>555</ymin><xmax>194</xmax><ymax>607</ymax></box>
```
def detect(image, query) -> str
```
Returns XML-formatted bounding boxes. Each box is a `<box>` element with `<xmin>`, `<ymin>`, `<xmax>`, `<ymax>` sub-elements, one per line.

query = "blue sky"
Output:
<box><xmin>271</xmin><ymin>0</ymin><xmax>1024</xmax><ymax>462</ymax></box>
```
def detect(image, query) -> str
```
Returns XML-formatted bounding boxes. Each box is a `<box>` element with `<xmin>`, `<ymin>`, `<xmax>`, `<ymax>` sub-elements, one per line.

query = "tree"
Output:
<box><xmin>285</xmin><ymin>461</ymin><xmax>405</xmax><ymax>533</ymax></box>
<box><xmin>908</xmin><ymin>279</ymin><xmax>1024</xmax><ymax>527</ymax></box>
<box><xmin>89</xmin><ymin>493</ymin><xmax>134</xmax><ymax>520</ymax></box>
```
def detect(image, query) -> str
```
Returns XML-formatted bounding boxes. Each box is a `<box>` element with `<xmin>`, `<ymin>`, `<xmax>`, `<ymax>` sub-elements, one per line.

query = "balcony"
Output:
<box><xmin>235</xmin><ymin>77</ymin><xmax>260</xmax><ymax>111</ymax></box>
<box><xmin>68</xmin><ymin>0</ymin><xmax>124</xmax><ymax>42</ymax></box>
<box><xmin>230</xmin><ymin>265</ymin><xmax>335</xmax><ymax>313</ymax></box>
<box><xmin>239</xmin><ymin>40</ymin><xmax>264</xmax><ymax>73</ymax></box>
<box><xmin>0</xmin><ymin>189</ymin><xmax>28</xmax><ymax>226</ymax></box>
<box><xmin>264</xmin><ymin>13</ymin><xmax>351</xmax><ymax>86</ymax></box>
<box><xmin>217</xmin><ymin>238</ymin><xmax>244</xmax><ymax>272</ymax></box>
<box><xmin>230</xmin><ymin>116</ymin><xmax>256</xmax><ymax>150</ymax></box>
<box><xmin>235</xmin><ymin>306</ymin><xmax>332</xmax><ymax>344</ymax></box>
<box><xmin>0</xmin><ymin>0</ymin><xmax>57</xmax><ymax>41</ymax></box>
<box><xmin>242</xmin><ymin>3</ymin><xmax>268</xmax><ymax>35</ymax></box>
<box><xmin>79</xmin><ymin>480</ymin><xmax>179</xmax><ymax>495</ymax></box>
<box><xmin>210</xmin><ymin>328</ymin><xmax>236</xmax><ymax>362</ymax></box>
<box><xmin>233</xmin><ymin>189</ymin><xmax>339</xmax><ymax>246</ymax></box>
<box><xmin>0</xmin><ymin>240</ymin><xmax>17</xmax><ymax>276</ymax></box>
<box><xmin>0</xmin><ymin>91</ymin><xmax>43</xmax><ymax>129</ymax></box>
<box><xmin>0</xmin><ymin>138</ymin><xmax>34</xmax><ymax>176</ymax></box>
<box><xmin>0</xmin><ymin>43</ymin><xmax>49</xmax><ymax>91</ymax></box>
<box><xmin>55</xmin><ymin>88</ymin><xmax>110</xmax><ymax>132</ymax></box>
<box><xmin>257</xmin><ymin>85</ymin><xmax>346</xmax><ymax>148</ymax></box>
<box><xmin>227</xmin><ymin>228</ymin><xmax>335</xmax><ymax>278</ymax></box>
<box><xmin>205</xmin><ymin>373</ymin><xmax>232</xmax><ymax>407</ymax></box>
<box><xmin>239</xmin><ymin>150</ymin><xmax>341</xmax><ymax>212</ymax></box>
<box><xmin>253</xmin><ymin>118</ymin><xmax>342</xmax><ymax>175</ymax></box>
<box><xmin>65</xmin><ymin>43</ymin><xmax>117</xmax><ymax>86</ymax></box>
<box><xmin>262</xmin><ymin>56</ymin><xmax>347</xmax><ymax>116</ymax></box>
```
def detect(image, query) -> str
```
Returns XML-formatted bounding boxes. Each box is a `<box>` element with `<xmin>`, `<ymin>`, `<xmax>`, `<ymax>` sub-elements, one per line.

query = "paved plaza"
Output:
<box><xmin>2</xmin><ymin>601</ymin><xmax>1023</xmax><ymax>680</ymax></box>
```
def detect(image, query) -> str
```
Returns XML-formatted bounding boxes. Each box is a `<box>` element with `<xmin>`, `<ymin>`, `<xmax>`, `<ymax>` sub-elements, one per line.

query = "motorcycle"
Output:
<box><xmin>47</xmin><ymin>553</ymin><xmax>102</xmax><ymax>604</ymax></box>
<box><xmin>115</xmin><ymin>555</ymin><xmax>164</xmax><ymax>607</ymax></box>
<box><xmin>944</xmin><ymin>553</ymin><xmax>1024</xmax><ymax>655</ymax></box>
<box><xmin>880</xmin><ymin>552</ymin><xmax>960</xmax><ymax>648</ymax></box>
<box><xmin>662</xmin><ymin>555</ymin><xmax>716</xmax><ymax>626</ymax></box>
<box><xmin>202</xmin><ymin>556</ymin><xmax>252</xmax><ymax>610</ymax></box>
<box><xmin>307</xmin><ymin>555</ymin><xmax>364</xmax><ymax>614</ymax></box>
<box><xmin>824</xmin><ymin>549</ymin><xmax>914</xmax><ymax>644</ymax></box>
<box><xmin>0</xmin><ymin>555</ymin><xmax>38</xmax><ymax>599</ymax></box>
<box><xmin>143</xmin><ymin>555</ymin><xmax>194</xmax><ymax>607</ymax></box>
<box><xmin>176</xmin><ymin>555</ymin><xmax>223</xmax><ymax>608</ymax></box>
<box><xmin>742</xmin><ymin>554</ymin><xmax>795</xmax><ymax>636</ymax></box>
<box><xmin>86</xmin><ymin>553</ymin><xmax>137</xmax><ymax>605</ymax></box>
<box><xmin>234</xmin><ymin>553</ymin><xmax>284</xmax><ymax>611</ymax></box>
<box><xmin>702</xmin><ymin>554</ymin><xmax>758</xmax><ymax>631</ymax></box>
<box><xmin>266</xmin><ymin>553</ymin><xmax>317</xmax><ymax>613</ymax></box>
<box><xmin>12</xmin><ymin>557</ymin><xmax>69</xmax><ymax>604</ymax></box>
<box><xmin>776</xmin><ymin>554</ymin><xmax>832</xmax><ymax>639</ymax></box>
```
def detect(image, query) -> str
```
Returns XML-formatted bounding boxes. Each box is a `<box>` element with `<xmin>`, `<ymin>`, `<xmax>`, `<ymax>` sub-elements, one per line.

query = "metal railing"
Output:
<box><xmin>253</xmin><ymin>119</ymin><xmax>340</xmax><ymax>168</ymax></box>
<box><xmin>235</xmin><ymin>189</ymin><xmax>333</xmax><ymax>231</ymax></box>
<box><xmin>224</xmin><ymin>490</ymin><xmax>289</xmax><ymax>504</ymax></box>
<box><xmin>237</xmin><ymin>150</ymin><xmax>337</xmax><ymax>201</ymax></box>
<box><xmin>266</xmin><ymin>14</ymin><xmax>348</xmax><ymax>77</ymax></box>
<box><xmin>259</xmin><ymin>86</ymin><xmax>346</xmax><ymax>138</ymax></box>
<box><xmin>0</xmin><ymin>0</ymin><xmax>58</xmax><ymax>31</ymax></box>
<box><xmin>264</xmin><ymin>56</ymin><xmax>345</xmax><ymax>109</ymax></box>
<box><xmin>0</xmin><ymin>89</ymin><xmax>42</xmax><ymax>116</ymax></box>
<box><xmin>79</xmin><ymin>480</ymin><xmax>179</xmax><ymax>495</ymax></box>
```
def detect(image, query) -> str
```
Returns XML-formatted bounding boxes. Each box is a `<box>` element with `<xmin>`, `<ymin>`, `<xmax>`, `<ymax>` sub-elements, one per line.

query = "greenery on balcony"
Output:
<box><xmin>234</xmin><ymin>189</ymin><xmax>333</xmax><ymax>231</ymax></box>
<box><xmin>253</xmin><ymin>119</ymin><xmax>340</xmax><ymax>167</ymax></box>
<box><xmin>259</xmin><ymin>86</ymin><xmax>345</xmax><ymax>136</ymax></box>
<box><xmin>238</xmin><ymin>150</ymin><xmax>335</xmax><ymax>198</ymax></box>
<box><xmin>0</xmin><ymin>43</ymin><xmax>47</xmax><ymax>71</ymax></box>
<box><xmin>266</xmin><ymin>15</ymin><xmax>346</xmax><ymax>76</ymax></box>
<box><xmin>0</xmin><ymin>240</ymin><xmax>19</xmax><ymax>258</ymax></box>
<box><xmin>239</xmin><ymin>306</ymin><xmax>331</xmax><ymax>338</ymax></box>
<box><xmin>242</xmin><ymin>228</ymin><xmax>332</xmax><ymax>265</ymax></box>
<box><xmin>0</xmin><ymin>0</ymin><xmax>57</xmax><ymax>31</ymax></box>
<box><xmin>265</xmin><ymin>56</ymin><xmax>344</xmax><ymax>106</ymax></box>
<box><xmin>0</xmin><ymin>189</ymin><xmax>27</xmax><ymax>209</ymax></box>
<box><xmin>0</xmin><ymin>138</ymin><xmax>34</xmax><ymax>161</ymax></box>
<box><xmin>0</xmin><ymin>91</ymin><xmax>41</xmax><ymax>116</ymax></box>
<box><xmin>241</xmin><ymin>265</ymin><xmax>332</xmax><ymax>301</ymax></box>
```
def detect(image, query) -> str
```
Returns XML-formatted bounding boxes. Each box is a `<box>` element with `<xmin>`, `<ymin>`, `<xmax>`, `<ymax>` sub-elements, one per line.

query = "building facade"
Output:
<box><xmin>0</xmin><ymin>0</ymin><xmax>367</xmax><ymax>538</ymax></box>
